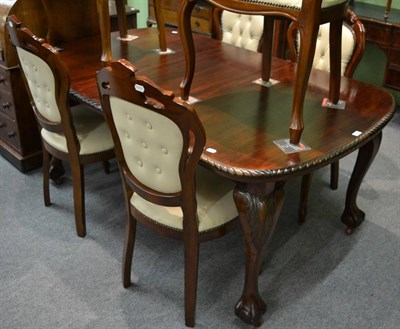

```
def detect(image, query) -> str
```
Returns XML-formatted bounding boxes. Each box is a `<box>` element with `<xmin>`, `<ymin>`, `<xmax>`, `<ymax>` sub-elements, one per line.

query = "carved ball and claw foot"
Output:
<box><xmin>235</xmin><ymin>293</ymin><xmax>267</xmax><ymax>327</ymax></box>
<box><xmin>341</xmin><ymin>206</ymin><xmax>365</xmax><ymax>235</ymax></box>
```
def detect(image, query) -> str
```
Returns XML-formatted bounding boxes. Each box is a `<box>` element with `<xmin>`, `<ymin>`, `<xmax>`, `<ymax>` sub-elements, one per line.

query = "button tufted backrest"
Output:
<box><xmin>109</xmin><ymin>97</ymin><xmax>183</xmax><ymax>193</ymax></box>
<box><xmin>7</xmin><ymin>15</ymin><xmax>80</xmax><ymax>154</ymax></box>
<box><xmin>299</xmin><ymin>22</ymin><xmax>355</xmax><ymax>76</ymax></box>
<box><xmin>16</xmin><ymin>47</ymin><xmax>61</xmax><ymax>123</ymax></box>
<box><xmin>287</xmin><ymin>9</ymin><xmax>365</xmax><ymax>78</ymax></box>
<box><xmin>97</xmin><ymin>60</ymin><xmax>206</xmax><ymax>206</ymax></box>
<box><xmin>221</xmin><ymin>11</ymin><xmax>264</xmax><ymax>52</ymax></box>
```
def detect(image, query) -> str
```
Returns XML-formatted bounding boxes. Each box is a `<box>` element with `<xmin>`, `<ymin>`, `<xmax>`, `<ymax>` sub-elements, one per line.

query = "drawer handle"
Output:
<box><xmin>194</xmin><ymin>21</ymin><xmax>200</xmax><ymax>27</ymax></box>
<box><xmin>2</xmin><ymin>102</ymin><xmax>10</xmax><ymax>109</ymax></box>
<box><xmin>8</xmin><ymin>131</ymin><xmax>16</xmax><ymax>138</ymax></box>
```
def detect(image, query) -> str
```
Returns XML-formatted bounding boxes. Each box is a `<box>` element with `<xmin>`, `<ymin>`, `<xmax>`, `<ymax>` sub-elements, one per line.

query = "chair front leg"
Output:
<box><xmin>299</xmin><ymin>173</ymin><xmax>313</xmax><ymax>223</ymax></box>
<box><xmin>289</xmin><ymin>20</ymin><xmax>319</xmax><ymax>145</ymax></box>
<box><xmin>330</xmin><ymin>161</ymin><xmax>339</xmax><ymax>190</ymax></box>
<box><xmin>178</xmin><ymin>0</ymin><xmax>197</xmax><ymax>101</ymax></box>
<box><xmin>329</xmin><ymin>19</ymin><xmax>343</xmax><ymax>104</ymax></box>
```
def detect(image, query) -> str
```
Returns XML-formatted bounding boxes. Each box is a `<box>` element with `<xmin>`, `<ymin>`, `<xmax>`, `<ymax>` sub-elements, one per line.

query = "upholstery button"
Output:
<box><xmin>161</xmin><ymin>147</ymin><xmax>168</xmax><ymax>155</ymax></box>
<box><xmin>155</xmin><ymin>167</ymin><xmax>162</xmax><ymax>174</ymax></box>
<box><xmin>33</xmin><ymin>65</ymin><xmax>37</xmax><ymax>72</ymax></box>
<box><xmin>142</xmin><ymin>141</ymin><xmax>148</xmax><ymax>149</ymax></box>
<box><xmin>126</xmin><ymin>114</ymin><xmax>132</xmax><ymax>120</ymax></box>
<box><xmin>137</xmin><ymin>160</ymin><xmax>143</xmax><ymax>167</ymax></box>
<box><xmin>146</xmin><ymin>122</ymin><xmax>152</xmax><ymax>129</ymax></box>
<box><xmin>124</xmin><ymin>132</ymin><xmax>130</xmax><ymax>139</ymax></box>
<box><xmin>45</xmin><ymin>102</ymin><xmax>49</xmax><ymax>108</ymax></box>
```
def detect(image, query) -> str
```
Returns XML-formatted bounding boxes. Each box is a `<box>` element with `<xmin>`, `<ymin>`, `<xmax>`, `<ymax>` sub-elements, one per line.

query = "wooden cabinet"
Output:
<box><xmin>147</xmin><ymin>0</ymin><xmax>214</xmax><ymax>35</ymax></box>
<box><xmin>352</xmin><ymin>2</ymin><xmax>400</xmax><ymax>91</ymax></box>
<box><xmin>0</xmin><ymin>0</ymin><xmax>47</xmax><ymax>171</ymax></box>
<box><xmin>0</xmin><ymin>0</ymin><xmax>136</xmax><ymax>172</ymax></box>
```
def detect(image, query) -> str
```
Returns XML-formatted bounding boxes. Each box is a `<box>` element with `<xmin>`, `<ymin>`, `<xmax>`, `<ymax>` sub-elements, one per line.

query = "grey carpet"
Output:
<box><xmin>1</xmin><ymin>111</ymin><xmax>399</xmax><ymax>329</ymax></box>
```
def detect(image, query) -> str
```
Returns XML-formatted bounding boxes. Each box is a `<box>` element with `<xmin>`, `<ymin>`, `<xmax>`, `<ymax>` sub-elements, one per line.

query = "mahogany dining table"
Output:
<box><xmin>58</xmin><ymin>27</ymin><xmax>395</xmax><ymax>326</ymax></box>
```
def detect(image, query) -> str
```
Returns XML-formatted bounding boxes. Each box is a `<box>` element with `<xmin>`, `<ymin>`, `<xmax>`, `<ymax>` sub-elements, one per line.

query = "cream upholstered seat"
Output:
<box><xmin>97</xmin><ymin>59</ymin><xmax>239</xmax><ymax>328</ymax></box>
<box><xmin>220</xmin><ymin>11</ymin><xmax>264</xmax><ymax>52</ymax></box>
<box><xmin>286</xmin><ymin>9</ymin><xmax>365</xmax><ymax>223</ymax></box>
<box><xmin>7</xmin><ymin>15</ymin><xmax>115</xmax><ymax>237</ymax></box>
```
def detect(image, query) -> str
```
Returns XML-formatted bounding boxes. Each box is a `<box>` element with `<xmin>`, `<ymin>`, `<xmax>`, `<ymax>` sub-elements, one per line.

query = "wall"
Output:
<box><xmin>127</xmin><ymin>0</ymin><xmax>148</xmax><ymax>28</ymax></box>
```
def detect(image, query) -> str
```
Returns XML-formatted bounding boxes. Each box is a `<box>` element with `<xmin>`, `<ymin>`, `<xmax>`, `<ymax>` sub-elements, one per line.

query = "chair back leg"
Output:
<box><xmin>71</xmin><ymin>163</ymin><xmax>86</xmax><ymax>237</ymax></box>
<box><xmin>123</xmin><ymin>213</ymin><xmax>137</xmax><ymax>288</ymax></box>
<box><xmin>184</xmin><ymin>235</ymin><xmax>199</xmax><ymax>327</ymax></box>
<box><xmin>43</xmin><ymin>147</ymin><xmax>51</xmax><ymax>207</ymax></box>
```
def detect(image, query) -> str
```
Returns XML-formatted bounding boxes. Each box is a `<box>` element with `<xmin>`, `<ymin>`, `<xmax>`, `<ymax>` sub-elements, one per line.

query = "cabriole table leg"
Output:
<box><xmin>233</xmin><ymin>181</ymin><xmax>285</xmax><ymax>326</ymax></box>
<box><xmin>341</xmin><ymin>132</ymin><xmax>382</xmax><ymax>235</ymax></box>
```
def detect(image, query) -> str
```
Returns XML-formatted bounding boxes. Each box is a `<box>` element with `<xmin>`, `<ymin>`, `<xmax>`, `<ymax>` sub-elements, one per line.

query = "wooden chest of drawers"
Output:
<box><xmin>147</xmin><ymin>0</ymin><xmax>214</xmax><ymax>35</ymax></box>
<box><xmin>352</xmin><ymin>3</ymin><xmax>400</xmax><ymax>91</ymax></box>
<box><xmin>0</xmin><ymin>0</ymin><xmax>46</xmax><ymax>171</ymax></box>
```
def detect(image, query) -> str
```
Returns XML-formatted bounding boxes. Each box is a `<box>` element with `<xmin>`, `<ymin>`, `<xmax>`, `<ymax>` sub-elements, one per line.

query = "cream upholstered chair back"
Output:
<box><xmin>17</xmin><ymin>47</ymin><xmax>62</xmax><ymax>123</ymax></box>
<box><xmin>7</xmin><ymin>15</ymin><xmax>115</xmax><ymax>238</ymax></box>
<box><xmin>97</xmin><ymin>59</ymin><xmax>207</xmax><ymax>215</ymax></box>
<box><xmin>288</xmin><ymin>9</ymin><xmax>365</xmax><ymax>78</ymax></box>
<box><xmin>6</xmin><ymin>16</ymin><xmax>78</xmax><ymax>150</ymax></box>
<box><xmin>220</xmin><ymin>11</ymin><xmax>264</xmax><ymax>52</ymax></box>
<box><xmin>108</xmin><ymin>96</ymin><xmax>183</xmax><ymax>194</ymax></box>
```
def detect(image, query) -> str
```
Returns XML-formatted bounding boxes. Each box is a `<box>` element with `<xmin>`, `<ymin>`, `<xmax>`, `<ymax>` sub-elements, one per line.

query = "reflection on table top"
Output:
<box><xmin>61</xmin><ymin>27</ymin><xmax>395</xmax><ymax>182</ymax></box>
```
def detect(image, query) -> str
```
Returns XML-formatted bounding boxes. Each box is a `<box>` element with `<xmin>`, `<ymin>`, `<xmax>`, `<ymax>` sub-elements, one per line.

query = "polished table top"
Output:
<box><xmin>60</xmin><ymin>27</ymin><xmax>395</xmax><ymax>326</ymax></box>
<box><xmin>62</xmin><ymin>27</ymin><xmax>394</xmax><ymax>182</ymax></box>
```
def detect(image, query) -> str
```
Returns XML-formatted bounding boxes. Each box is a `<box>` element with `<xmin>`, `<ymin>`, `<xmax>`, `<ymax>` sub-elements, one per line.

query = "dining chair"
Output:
<box><xmin>179</xmin><ymin>0</ymin><xmax>350</xmax><ymax>146</ymax></box>
<box><xmin>213</xmin><ymin>8</ymin><xmax>264</xmax><ymax>52</ymax></box>
<box><xmin>6</xmin><ymin>15</ymin><xmax>115</xmax><ymax>237</ymax></box>
<box><xmin>96</xmin><ymin>59</ymin><xmax>239</xmax><ymax>327</ymax></box>
<box><xmin>287</xmin><ymin>9</ymin><xmax>365</xmax><ymax>223</ymax></box>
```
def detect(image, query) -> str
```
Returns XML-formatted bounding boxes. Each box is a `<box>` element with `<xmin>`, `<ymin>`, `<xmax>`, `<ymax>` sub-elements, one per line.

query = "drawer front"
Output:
<box><xmin>192</xmin><ymin>5</ymin><xmax>211</xmax><ymax>20</ymax></box>
<box><xmin>148</xmin><ymin>6</ymin><xmax>212</xmax><ymax>34</ymax></box>
<box><xmin>393</xmin><ymin>28</ymin><xmax>400</xmax><ymax>48</ymax></box>
<box><xmin>364</xmin><ymin>21</ymin><xmax>392</xmax><ymax>47</ymax></box>
<box><xmin>0</xmin><ymin>89</ymin><xmax>15</xmax><ymax>119</ymax></box>
<box><xmin>388</xmin><ymin>49</ymin><xmax>400</xmax><ymax>66</ymax></box>
<box><xmin>0</xmin><ymin>112</ymin><xmax>21</xmax><ymax>151</ymax></box>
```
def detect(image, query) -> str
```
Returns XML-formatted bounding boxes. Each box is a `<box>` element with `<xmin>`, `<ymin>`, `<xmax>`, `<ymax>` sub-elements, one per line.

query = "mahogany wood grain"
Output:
<box><xmin>60</xmin><ymin>28</ymin><xmax>395</xmax><ymax>326</ymax></box>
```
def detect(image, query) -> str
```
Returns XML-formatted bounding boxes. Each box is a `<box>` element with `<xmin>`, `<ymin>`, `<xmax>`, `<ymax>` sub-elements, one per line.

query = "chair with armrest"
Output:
<box><xmin>179</xmin><ymin>0</ymin><xmax>351</xmax><ymax>146</ymax></box>
<box><xmin>6</xmin><ymin>15</ymin><xmax>115</xmax><ymax>237</ymax></box>
<box><xmin>96</xmin><ymin>59</ymin><xmax>239</xmax><ymax>327</ymax></box>
<box><xmin>287</xmin><ymin>9</ymin><xmax>365</xmax><ymax>223</ymax></box>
